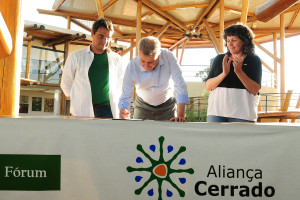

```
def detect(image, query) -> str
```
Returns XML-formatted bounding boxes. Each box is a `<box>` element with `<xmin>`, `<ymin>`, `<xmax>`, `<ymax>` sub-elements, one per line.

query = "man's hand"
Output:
<box><xmin>119</xmin><ymin>108</ymin><xmax>130</xmax><ymax>119</ymax></box>
<box><xmin>170</xmin><ymin>117</ymin><xmax>186</xmax><ymax>122</ymax></box>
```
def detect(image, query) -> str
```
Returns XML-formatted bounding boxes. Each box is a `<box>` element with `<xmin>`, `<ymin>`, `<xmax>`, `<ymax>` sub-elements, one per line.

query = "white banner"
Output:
<box><xmin>0</xmin><ymin>117</ymin><xmax>300</xmax><ymax>200</ymax></box>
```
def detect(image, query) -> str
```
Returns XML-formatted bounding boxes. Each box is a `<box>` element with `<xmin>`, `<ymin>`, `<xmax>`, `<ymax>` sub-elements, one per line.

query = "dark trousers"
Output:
<box><xmin>93</xmin><ymin>105</ymin><xmax>113</xmax><ymax>118</ymax></box>
<box><xmin>133</xmin><ymin>96</ymin><xmax>176</xmax><ymax>120</ymax></box>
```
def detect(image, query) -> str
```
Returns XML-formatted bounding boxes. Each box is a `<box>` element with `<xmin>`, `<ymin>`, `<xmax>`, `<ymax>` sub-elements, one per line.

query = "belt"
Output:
<box><xmin>93</xmin><ymin>104</ymin><xmax>110</xmax><ymax>109</ymax></box>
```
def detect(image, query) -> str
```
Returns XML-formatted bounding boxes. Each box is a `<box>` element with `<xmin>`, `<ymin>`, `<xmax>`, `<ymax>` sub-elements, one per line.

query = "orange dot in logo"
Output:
<box><xmin>153</xmin><ymin>164</ymin><xmax>167</xmax><ymax>178</ymax></box>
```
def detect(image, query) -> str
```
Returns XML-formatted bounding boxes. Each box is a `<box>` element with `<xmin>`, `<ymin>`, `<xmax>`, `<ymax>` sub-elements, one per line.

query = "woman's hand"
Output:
<box><xmin>232</xmin><ymin>55</ymin><xmax>245</xmax><ymax>74</ymax></box>
<box><xmin>222</xmin><ymin>54</ymin><xmax>232</xmax><ymax>76</ymax></box>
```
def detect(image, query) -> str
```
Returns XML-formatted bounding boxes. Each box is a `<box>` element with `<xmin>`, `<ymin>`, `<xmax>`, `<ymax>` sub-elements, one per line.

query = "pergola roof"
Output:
<box><xmin>36</xmin><ymin>0</ymin><xmax>300</xmax><ymax>49</ymax></box>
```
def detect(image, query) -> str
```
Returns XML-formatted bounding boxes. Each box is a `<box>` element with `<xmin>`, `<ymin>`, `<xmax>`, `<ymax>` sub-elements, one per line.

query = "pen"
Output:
<box><xmin>122</xmin><ymin>103</ymin><xmax>127</xmax><ymax>110</ymax></box>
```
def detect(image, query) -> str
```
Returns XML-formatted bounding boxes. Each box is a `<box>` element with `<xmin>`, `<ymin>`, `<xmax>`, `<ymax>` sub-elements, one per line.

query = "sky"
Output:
<box><xmin>22</xmin><ymin>0</ymin><xmax>300</xmax><ymax>93</ymax></box>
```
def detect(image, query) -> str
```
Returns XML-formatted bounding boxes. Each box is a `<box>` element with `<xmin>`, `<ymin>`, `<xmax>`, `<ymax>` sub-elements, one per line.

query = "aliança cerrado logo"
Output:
<box><xmin>127</xmin><ymin>136</ymin><xmax>194</xmax><ymax>200</ymax></box>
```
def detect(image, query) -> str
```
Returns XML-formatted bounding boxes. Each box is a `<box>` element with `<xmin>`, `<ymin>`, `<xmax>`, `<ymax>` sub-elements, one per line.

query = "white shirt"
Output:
<box><xmin>119</xmin><ymin>49</ymin><xmax>188</xmax><ymax>110</ymax></box>
<box><xmin>61</xmin><ymin>46</ymin><xmax>125</xmax><ymax>118</ymax></box>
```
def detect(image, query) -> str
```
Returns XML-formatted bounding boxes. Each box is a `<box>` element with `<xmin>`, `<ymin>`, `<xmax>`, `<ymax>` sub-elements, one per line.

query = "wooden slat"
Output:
<box><xmin>255</xmin><ymin>0</ymin><xmax>299</xmax><ymax>22</ymax></box>
<box><xmin>273</xmin><ymin>33</ymin><xmax>278</xmax><ymax>89</ymax></box>
<box><xmin>96</xmin><ymin>0</ymin><xmax>104</xmax><ymax>18</ymax></box>
<box><xmin>240</xmin><ymin>0</ymin><xmax>249</xmax><ymax>24</ymax></box>
<box><xmin>254</xmin><ymin>40</ymin><xmax>281</xmax><ymax>63</ymax></box>
<box><xmin>261</xmin><ymin>58</ymin><xmax>275</xmax><ymax>73</ymax></box>
<box><xmin>280</xmin><ymin>14</ymin><xmax>286</xmax><ymax>108</ymax></box>
<box><xmin>154</xmin><ymin>21</ymin><xmax>172</xmax><ymax>39</ymax></box>
<box><xmin>288</xmin><ymin>10</ymin><xmax>299</xmax><ymax>29</ymax></box>
<box><xmin>194</xmin><ymin>0</ymin><xmax>218</xmax><ymax>30</ymax></box>
<box><xmin>206</xmin><ymin>1</ymin><xmax>220</xmax><ymax>20</ymax></box>
<box><xmin>161</xmin><ymin>4</ymin><xmax>209</xmax><ymax>11</ymax></box>
<box><xmin>169</xmin><ymin>37</ymin><xmax>188</xmax><ymax>51</ymax></box>
<box><xmin>25</xmin><ymin>39</ymin><xmax>32</xmax><ymax>79</ymax></box>
<box><xmin>179</xmin><ymin>39</ymin><xmax>188</xmax><ymax>65</ymax></box>
<box><xmin>219</xmin><ymin>0</ymin><xmax>224</xmax><ymax>53</ymax></box>
<box><xmin>203</xmin><ymin>18</ymin><xmax>221</xmax><ymax>54</ymax></box>
<box><xmin>136</xmin><ymin>0</ymin><xmax>142</xmax><ymax>56</ymax></box>
<box><xmin>103</xmin><ymin>0</ymin><xmax>119</xmax><ymax>11</ymax></box>
<box><xmin>70</xmin><ymin>19</ymin><xmax>92</xmax><ymax>32</ymax></box>
<box><xmin>140</xmin><ymin>0</ymin><xmax>190</xmax><ymax>32</ymax></box>
<box><xmin>54</xmin><ymin>0</ymin><xmax>66</xmax><ymax>11</ymax></box>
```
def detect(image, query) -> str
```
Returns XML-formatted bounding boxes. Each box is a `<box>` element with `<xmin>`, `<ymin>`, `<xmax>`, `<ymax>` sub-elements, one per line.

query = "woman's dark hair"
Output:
<box><xmin>223</xmin><ymin>24</ymin><xmax>255</xmax><ymax>56</ymax></box>
<box><xmin>92</xmin><ymin>17</ymin><xmax>114</xmax><ymax>34</ymax></box>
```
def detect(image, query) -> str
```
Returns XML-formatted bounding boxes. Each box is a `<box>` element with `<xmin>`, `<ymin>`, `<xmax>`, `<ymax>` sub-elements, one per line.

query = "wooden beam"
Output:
<box><xmin>224</xmin><ymin>6</ymin><xmax>255</xmax><ymax>17</ymax></box>
<box><xmin>71</xmin><ymin>19</ymin><xmax>92</xmax><ymax>32</ymax></box>
<box><xmin>140</xmin><ymin>0</ymin><xmax>190</xmax><ymax>32</ymax></box>
<box><xmin>0</xmin><ymin>0</ymin><xmax>22</xmax><ymax>116</ymax></box>
<box><xmin>219</xmin><ymin>0</ymin><xmax>224</xmax><ymax>53</ymax></box>
<box><xmin>203</xmin><ymin>18</ymin><xmax>221</xmax><ymax>54</ymax></box>
<box><xmin>103</xmin><ymin>0</ymin><xmax>119</xmax><ymax>11</ymax></box>
<box><xmin>179</xmin><ymin>39</ymin><xmax>188</xmax><ymax>65</ymax></box>
<box><xmin>130</xmin><ymin>39</ymin><xmax>134</xmax><ymax>60</ymax></box>
<box><xmin>169</xmin><ymin>37</ymin><xmax>188</xmax><ymax>51</ymax></box>
<box><xmin>96</xmin><ymin>0</ymin><xmax>104</xmax><ymax>18</ymax></box>
<box><xmin>54</xmin><ymin>0</ymin><xmax>66</xmax><ymax>11</ymax></box>
<box><xmin>280</xmin><ymin>14</ymin><xmax>286</xmax><ymax>103</ymax></box>
<box><xmin>194</xmin><ymin>0</ymin><xmax>218</xmax><ymax>31</ymax></box>
<box><xmin>43</xmin><ymin>33</ymin><xmax>86</xmax><ymax>46</ymax></box>
<box><xmin>136</xmin><ymin>0</ymin><xmax>142</xmax><ymax>56</ymax></box>
<box><xmin>161</xmin><ymin>4</ymin><xmax>209</xmax><ymax>11</ymax></box>
<box><xmin>67</xmin><ymin>16</ymin><xmax>71</xmax><ymax>29</ymax></box>
<box><xmin>288</xmin><ymin>10</ymin><xmax>299</xmax><ymax>29</ymax></box>
<box><xmin>273</xmin><ymin>33</ymin><xmax>278</xmax><ymax>89</ymax></box>
<box><xmin>254</xmin><ymin>40</ymin><xmax>281</xmax><ymax>63</ymax></box>
<box><xmin>252</xmin><ymin>27</ymin><xmax>300</xmax><ymax>34</ymax></box>
<box><xmin>206</xmin><ymin>1</ymin><xmax>220</xmax><ymax>20</ymax></box>
<box><xmin>154</xmin><ymin>21</ymin><xmax>172</xmax><ymax>39</ymax></box>
<box><xmin>0</xmin><ymin>12</ymin><xmax>12</xmax><ymax>58</ymax></box>
<box><xmin>37</xmin><ymin>9</ymin><xmax>182</xmax><ymax>34</ymax></box>
<box><xmin>240</xmin><ymin>0</ymin><xmax>249</xmax><ymax>24</ymax></box>
<box><xmin>255</xmin><ymin>0</ymin><xmax>299</xmax><ymax>22</ymax></box>
<box><xmin>261</xmin><ymin>58</ymin><xmax>275</xmax><ymax>73</ymax></box>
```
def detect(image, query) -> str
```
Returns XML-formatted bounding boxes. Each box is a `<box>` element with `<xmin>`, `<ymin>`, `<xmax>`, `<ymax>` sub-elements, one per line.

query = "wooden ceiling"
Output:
<box><xmin>36</xmin><ymin>0</ymin><xmax>300</xmax><ymax>50</ymax></box>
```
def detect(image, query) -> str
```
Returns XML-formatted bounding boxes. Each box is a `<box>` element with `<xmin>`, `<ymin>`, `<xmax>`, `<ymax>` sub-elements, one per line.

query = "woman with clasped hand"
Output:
<box><xmin>206</xmin><ymin>24</ymin><xmax>262</xmax><ymax>122</ymax></box>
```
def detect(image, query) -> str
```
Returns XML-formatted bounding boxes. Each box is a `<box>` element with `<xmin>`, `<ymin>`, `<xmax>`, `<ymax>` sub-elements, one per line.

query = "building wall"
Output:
<box><xmin>19</xmin><ymin>89</ymin><xmax>59</xmax><ymax>116</ymax></box>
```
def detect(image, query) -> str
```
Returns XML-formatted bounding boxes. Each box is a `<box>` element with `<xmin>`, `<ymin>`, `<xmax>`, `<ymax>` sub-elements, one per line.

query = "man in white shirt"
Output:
<box><xmin>61</xmin><ymin>18</ymin><xmax>124</xmax><ymax>118</ymax></box>
<box><xmin>119</xmin><ymin>36</ymin><xmax>189</xmax><ymax>122</ymax></box>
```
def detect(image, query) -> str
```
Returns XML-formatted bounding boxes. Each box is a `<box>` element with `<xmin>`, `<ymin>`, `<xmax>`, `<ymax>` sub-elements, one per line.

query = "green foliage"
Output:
<box><xmin>195</xmin><ymin>67</ymin><xmax>211</xmax><ymax>81</ymax></box>
<box><xmin>185</xmin><ymin>91</ymin><xmax>210</xmax><ymax>122</ymax></box>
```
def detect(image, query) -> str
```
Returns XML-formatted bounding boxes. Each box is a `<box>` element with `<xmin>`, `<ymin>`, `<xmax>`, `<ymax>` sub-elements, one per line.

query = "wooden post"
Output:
<box><xmin>280</xmin><ymin>14</ymin><xmax>285</xmax><ymax>108</ymax></box>
<box><xmin>130</xmin><ymin>39</ymin><xmax>134</xmax><ymax>60</ymax></box>
<box><xmin>136</xmin><ymin>0</ymin><xmax>142</xmax><ymax>56</ymax></box>
<box><xmin>219</xmin><ymin>0</ymin><xmax>224</xmax><ymax>53</ymax></box>
<box><xmin>240</xmin><ymin>0</ymin><xmax>249</xmax><ymax>25</ymax></box>
<box><xmin>273</xmin><ymin>33</ymin><xmax>278</xmax><ymax>89</ymax></box>
<box><xmin>176</xmin><ymin>46</ymin><xmax>178</xmax><ymax>59</ymax></box>
<box><xmin>0</xmin><ymin>0</ymin><xmax>23</xmax><ymax>116</ymax></box>
<box><xmin>67</xmin><ymin>16</ymin><xmax>71</xmax><ymax>29</ymax></box>
<box><xmin>96</xmin><ymin>0</ymin><xmax>104</xmax><ymax>18</ymax></box>
<box><xmin>60</xmin><ymin>41</ymin><xmax>69</xmax><ymax>115</ymax></box>
<box><xmin>25</xmin><ymin>38</ymin><xmax>32</xmax><ymax>79</ymax></box>
<box><xmin>179</xmin><ymin>41</ymin><xmax>186</xmax><ymax>65</ymax></box>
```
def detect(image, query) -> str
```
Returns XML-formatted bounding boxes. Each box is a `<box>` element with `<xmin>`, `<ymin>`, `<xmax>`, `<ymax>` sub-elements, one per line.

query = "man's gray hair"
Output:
<box><xmin>138</xmin><ymin>36</ymin><xmax>161</xmax><ymax>57</ymax></box>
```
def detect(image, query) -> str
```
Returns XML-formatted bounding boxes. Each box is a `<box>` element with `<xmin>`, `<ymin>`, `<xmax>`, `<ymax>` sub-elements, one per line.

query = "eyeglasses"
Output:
<box><xmin>98</xmin><ymin>34</ymin><xmax>111</xmax><ymax>41</ymax></box>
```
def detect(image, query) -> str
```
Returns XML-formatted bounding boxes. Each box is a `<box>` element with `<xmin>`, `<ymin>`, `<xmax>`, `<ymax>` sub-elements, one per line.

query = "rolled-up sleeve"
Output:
<box><xmin>118</xmin><ymin>62</ymin><xmax>135</xmax><ymax>110</ymax></box>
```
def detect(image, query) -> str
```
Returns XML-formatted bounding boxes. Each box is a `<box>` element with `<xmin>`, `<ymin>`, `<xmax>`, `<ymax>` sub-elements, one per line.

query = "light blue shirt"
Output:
<box><xmin>119</xmin><ymin>49</ymin><xmax>189</xmax><ymax>110</ymax></box>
